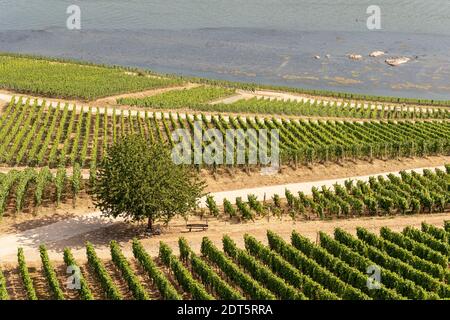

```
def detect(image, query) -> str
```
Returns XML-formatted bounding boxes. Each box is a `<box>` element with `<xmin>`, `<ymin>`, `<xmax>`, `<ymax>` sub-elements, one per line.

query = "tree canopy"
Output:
<box><xmin>92</xmin><ymin>135</ymin><xmax>206</xmax><ymax>232</ymax></box>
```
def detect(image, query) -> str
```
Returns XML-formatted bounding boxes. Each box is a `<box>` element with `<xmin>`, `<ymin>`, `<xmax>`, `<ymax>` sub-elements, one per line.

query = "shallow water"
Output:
<box><xmin>1</xmin><ymin>0</ymin><xmax>450</xmax><ymax>99</ymax></box>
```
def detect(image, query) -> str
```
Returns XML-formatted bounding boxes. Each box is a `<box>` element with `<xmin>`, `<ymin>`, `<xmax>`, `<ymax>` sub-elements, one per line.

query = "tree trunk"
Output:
<box><xmin>147</xmin><ymin>217</ymin><xmax>153</xmax><ymax>231</ymax></box>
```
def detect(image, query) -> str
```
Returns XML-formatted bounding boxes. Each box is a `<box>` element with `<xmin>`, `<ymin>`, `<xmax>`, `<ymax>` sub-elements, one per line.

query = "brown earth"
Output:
<box><xmin>0</xmin><ymin>156</ymin><xmax>447</xmax><ymax>235</ymax></box>
<box><xmin>18</xmin><ymin>211</ymin><xmax>450</xmax><ymax>263</ymax></box>
<box><xmin>202</xmin><ymin>155</ymin><xmax>450</xmax><ymax>192</ymax></box>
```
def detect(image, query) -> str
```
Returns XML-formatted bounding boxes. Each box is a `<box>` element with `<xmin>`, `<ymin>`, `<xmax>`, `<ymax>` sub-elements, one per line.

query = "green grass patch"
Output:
<box><xmin>117</xmin><ymin>86</ymin><xmax>235</xmax><ymax>108</ymax></box>
<box><xmin>0</xmin><ymin>55</ymin><xmax>182</xmax><ymax>100</ymax></box>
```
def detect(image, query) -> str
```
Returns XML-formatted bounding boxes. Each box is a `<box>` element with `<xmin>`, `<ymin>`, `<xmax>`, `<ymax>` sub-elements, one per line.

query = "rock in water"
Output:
<box><xmin>348</xmin><ymin>54</ymin><xmax>363</xmax><ymax>60</ymax></box>
<box><xmin>314</xmin><ymin>55</ymin><xmax>321</xmax><ymax>60</ymax></box>
<box><xmin>385</xmin><ymin>57</ymin><xmax>410</xmax><ymax>66</ymax></box>
<box><xmin>369</xmin><ymin>51</ymin><xmax>385</xmax><ymax>57</ymax></box>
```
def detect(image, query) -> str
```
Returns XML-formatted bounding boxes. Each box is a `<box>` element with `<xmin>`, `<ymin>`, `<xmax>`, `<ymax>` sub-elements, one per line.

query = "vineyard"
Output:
<box><xmin>0</xmin><ymin>222</ymin><xmax>449</xmax><ymax>300</ymax></box>
<box><xmin>206</xmin><ymin>166</ymin><xmax>450</xmax><ymax>221</ymax></box>
<box><xmin>0</xmin><ymin>98</ymin><xmax>449</xmax><ymax>170</ymax></box>
<box><xmin>0</xmin><ymin>52</ymin><xmax>449</xmax><ymax>304</ymax></box>
<box><xmin>117</xmin><ymin>86</ymin><xmax>449</xmax><ymax>120</ymax></box>
<box><xmin>0</xmin><ymin>164</ymin><xmax>446</xmax><ymax>223</ymax></box>
<box><xmin>117</xmin><ymin>86</ymin><xmax>236</xmax><ymax>109</ymax></box>
<box><xmin>184</xmin><ymin>75</ymin><xmax>450</xmax><ymax>107</ymax></box>
<box><xmin>0</xmin><ymin>55</ymin><xmax>182</xmax><ymax>100</ymax></box>
<box><xmin>2</xmin><ymin>53</ymin><xmax>450</xmax><ymax>107</ymax></box>
<box><xmin>212</xmin><ymin>97</ymin><xmax>450</xmax><ymax>120</ymax></box>
<box><xmin>0</xmin><ymin>166</ymin><xmax>85</xmax><ymax>217</ymax></box>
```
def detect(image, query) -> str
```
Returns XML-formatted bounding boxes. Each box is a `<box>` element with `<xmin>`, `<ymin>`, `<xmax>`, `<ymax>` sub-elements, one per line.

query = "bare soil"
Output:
<box><xmin>92</xmin><ymin>83</ymin><xmax>200</xmax><ymax>106</ymax></box>
<box><xmin>0</xmin><ymin>157</ymin><xmax>447</xmax><ymax>236</ymax></box>
<box><xmin>2</xmin><ymin>264</ymin><xmax>28</xmax><ymax>300</ymax></box>
<box><xmin>0</xmin><ymin>194</ymin><xmax>95</xmax><ymax>234</ymax></box>
<box><xmin>8</xmin><ymin>211</ymin><xmax>446</xmax><ymax>264</ymax></box>
<box><xmin>202</xmin><ymin>155</ymin><xmax>450</xmax><ymax>192</ymax></box>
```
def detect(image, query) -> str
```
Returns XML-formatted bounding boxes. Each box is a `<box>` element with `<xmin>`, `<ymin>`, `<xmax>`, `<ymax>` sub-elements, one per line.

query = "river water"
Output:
<box><xmin>1</xmin><ymin>0</ymin><xmax>450</xmax><ymax>99</ymax></box>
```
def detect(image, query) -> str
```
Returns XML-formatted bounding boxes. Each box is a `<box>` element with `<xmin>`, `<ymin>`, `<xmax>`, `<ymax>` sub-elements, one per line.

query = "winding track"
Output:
<box><xmin>0</xmin><ymin>91</ymin><xmax>447</xmax><ymax>262</ymax></box>
<box><xmin>0</xmin><ymin>165</ymin><xmax>446</xmax><ymax>262</ymax></box>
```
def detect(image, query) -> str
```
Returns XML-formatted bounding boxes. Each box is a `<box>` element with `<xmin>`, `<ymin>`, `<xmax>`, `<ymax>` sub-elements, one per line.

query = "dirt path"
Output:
<box><xmin>0</xmin><ymin>92</ymin><xmax>258</xmax><ymax>123</ymax></box>
<box><xmin>92</xmin><ymin>83</ymin><xmax>200</xmax><ymax>106</ymax></box>
<box><xmin>248</xmin><ymin>89</ymin><xmax>448</xmax><ymax>111</ymax></box>
<box><xmin>0</xmin><ymin>212</ymin><xmax>119</xmax><ymax>261</ymax></box>
<box><xmin>0</xmin><ymin>83</ymin><xmax>198</xmax><ymax>107</ymax></box>
<box><xmin>2</xmin><ymin>91</ymin><xmax>445</xmax><ymax>125</ymax></box>
<box><xmin>0</xmin><ymin>165</ymin><xmax>447</xmax><ymax>263</ymax></box>
<box><xmin>3</xmin><ymin>211</ymin><xmax>447</xmax><ymax>264</ymax></box>
<box><xmin>209</xmin><ymin>92</ymin><xmax>253</xmax><ymax>105</ymax></box>
<box><xmin>0</xmin><ymin>166</ymin><xmax>91</xmax><ymax>179</ymax></box>
<box><xmin>210</xmin><ymin>89</ymin><xmax>444</xmax><ymax>112</ymax></box>
<box><xmin>201</xmin><ymin>165</ymin><xmax>446</xmax><ymax>206</ymax></box>
<box><xmin>204</xmin><ymin>156</ymin><xmax>450</xmax><ymax>192</ymax></box>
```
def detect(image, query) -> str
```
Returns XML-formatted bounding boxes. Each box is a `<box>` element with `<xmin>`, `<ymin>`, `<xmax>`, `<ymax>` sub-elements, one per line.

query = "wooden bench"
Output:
<box><xmin>186</xmin><ymin>223</ymin><xmax>208</xmax><ymax>232</ymax></box>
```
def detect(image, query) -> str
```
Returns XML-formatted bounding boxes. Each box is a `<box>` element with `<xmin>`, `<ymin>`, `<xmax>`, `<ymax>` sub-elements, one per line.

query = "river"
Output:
<box><xmin>1</xmin><ymin>0</ymin><xmax>450</xmax><ymax>99</ymax></box>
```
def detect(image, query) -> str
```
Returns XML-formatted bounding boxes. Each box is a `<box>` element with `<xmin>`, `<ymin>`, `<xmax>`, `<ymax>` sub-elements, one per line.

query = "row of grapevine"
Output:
<box><xmin>86</xmin><ymin>242</ymin><xmax>122</xmax><ymax>300</ymax></box>
<box><xmin>289</xmin><ymin>231</ymin><xmax>404</xmax><ymax>299</ymax></box>
<box><xmin>159</xmin><ymin>242</ymin><xmax>213</xmax><ymax>300</ymax></box>
<box><xmin>0</xmin><ymin>171</ymin><xmax>19</xmax><ymax>217</ymax></box>
<box><xmin>110</xmin><ymin>241</ymin><xmax>149</xmax><ymax>300</ymax></box>
<box><xmin>17</xmin><ymin>248</ymin><xmax>38</xmax><ymax>300</ymax></box>
<box><xmin>200</xmin><ymin>237</ymin><xmax>276</xmax><ymax>300</ymax></box>
<box><xmin>63</xmin><ymin>248</ymin><xmax>94</xmax><ymax>300</ymax></box>
<box><xmin>178</xmin><ymin>238</ymin><xmax>244</xmax><ymax>300</ymax></box>
<box><xmin>222</xmin><ymin>235</ymin><xmax>307</xmax><ymax>300</ymax></box>
<box><xmin>39</xmin><ymin>245</ymin><xmax>65</xmax><ymax>300</ymax></box>
<box><xmin>34</xmin><ymin>167</ymin><xmax>53</xmax><ymax>208</ymax></box>
<box><xmin>1</xmin><ymin>98</ymin><xmax>449</xmax><ymax>168</ymax></box>
<box><xmin>131</xmin><ymin>239</ymin><xmax>182</xmax><ymax>300</ymax></box>
<box><xmin>334</xmin><ymin>228</ymin><xmax>450</xmax><ymax>298</ymax></box>
<box><xmin>0</xmin><ymin>266</ymin><xmax>8</xmax><ymax>300</ymax></box>
<box><xmin>204</xmin><ymin>167</ymin><xmax>449</xmax><ymax>222</ymax></box>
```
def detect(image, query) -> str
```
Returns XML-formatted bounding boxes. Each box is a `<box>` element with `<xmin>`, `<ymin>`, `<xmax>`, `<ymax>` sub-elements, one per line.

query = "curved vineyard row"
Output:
<box><xmin>1</xmin><ymin>224</ymin><xmax>449</xmax><ymax>300</ymax></box>
<box><xmin>0</xmin><ymin>98</ymin><xmax>449</xmax><ymax>169</ymax></box>
<box><xmin>117</xmin><ymin>85</ymin><xmax>449</xmax><ymax>120</ymax></box>
<box><xmin>117</xmin><ymin>86</ymin><xmax>235</xmax><ymax>108</ymax></box>
<box><xmin>132</xmin><ymin>239</ymin><xmax>182</xmax><ymax>300</ymax></box>
<box><xmin>205</xmin><ymin>167</ymin><xmax>450</xmax><ymax>221</ymax></box>
<box><xmin>198</xmin><ymin>96</ymin><xmax>450</xmax><ymax>120</ymax></box>
<box><xmin>17</xmin><ymin>248</ymin><xmax>38</xmax><ymax>300</ymax></box>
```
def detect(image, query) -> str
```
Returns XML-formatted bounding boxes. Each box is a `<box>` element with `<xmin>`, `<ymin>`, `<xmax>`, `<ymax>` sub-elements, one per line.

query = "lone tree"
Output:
<box><xmin>92</xmin><ymin>135</ymin><xmax>206</xmax><ymax>232</ymax></box>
